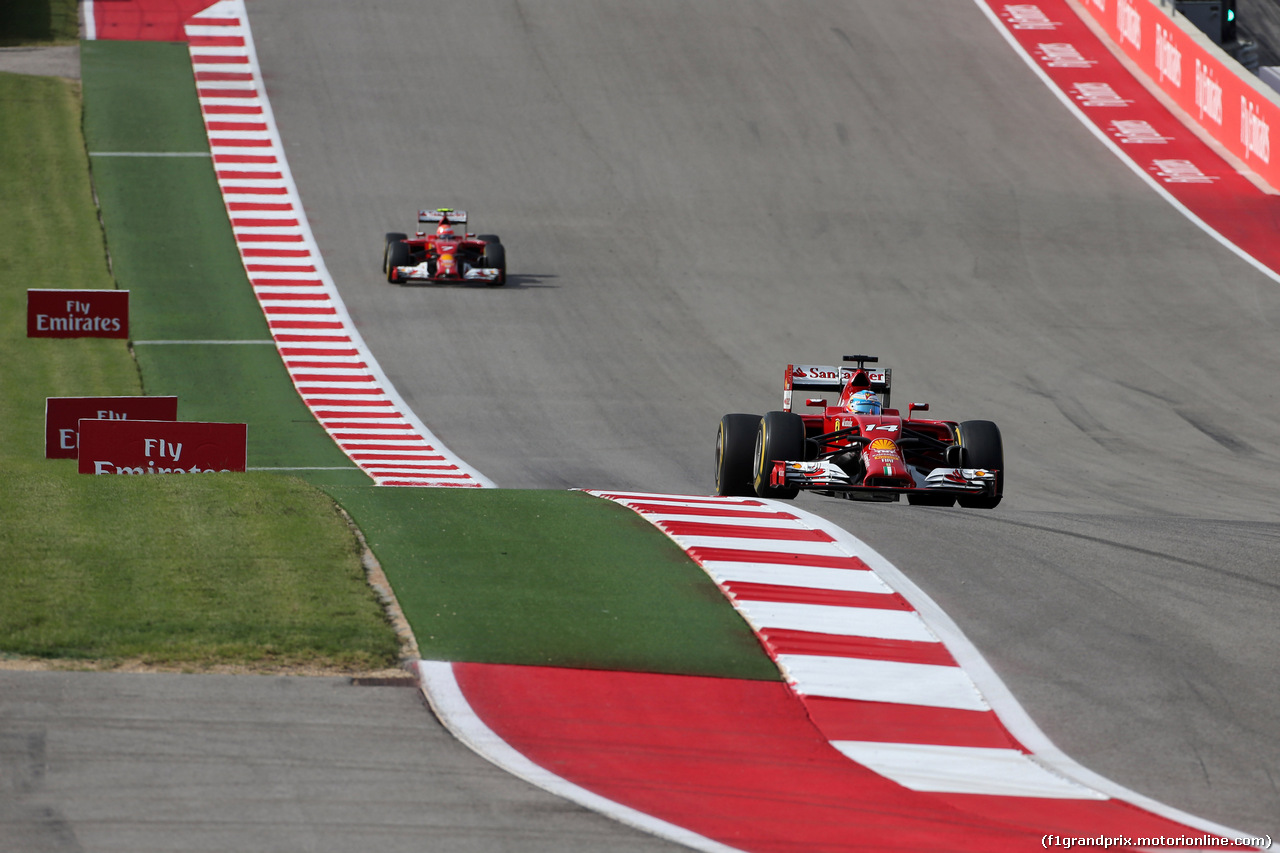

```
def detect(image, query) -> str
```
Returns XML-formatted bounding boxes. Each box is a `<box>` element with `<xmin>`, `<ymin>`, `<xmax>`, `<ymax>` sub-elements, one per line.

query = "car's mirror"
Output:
<box><xmin>908</xmin><ymin>402</ymin><xmax>929</xmax><ymax>419</ymax></box>
<box><xmin>805</xmin><ymin>398</ymin><xmax>827</xmax><ymax>407</ymax></box>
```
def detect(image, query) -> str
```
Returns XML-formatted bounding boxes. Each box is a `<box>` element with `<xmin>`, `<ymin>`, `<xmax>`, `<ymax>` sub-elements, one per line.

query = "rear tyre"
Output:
<box><xmin>715</xmin><ymin>414</ymin><xmax>759</xmax><ymax>497</ymax></box>
<box><xmin>385</xmin><ymin>237</ymin><xmax>411</xmax><ymax>283</ymax></box>
<box><xmin>477</xmin><ymin>234</ymin><xmax>501</xmax><ymax>245</ymax></box>
<box><xmin>483</xmin><ymin>241</ymin><xmax>506</xmax><ymax>286</ymax></box>
<box><xmin>753</xmin><ymin>411</ymin><xmax>805</xmax><ymax>500</ymax></box>
<box><xmin>956</xmin><ymin>420</ymin><xmax>1003</xmax><ymax>509</ymax></box>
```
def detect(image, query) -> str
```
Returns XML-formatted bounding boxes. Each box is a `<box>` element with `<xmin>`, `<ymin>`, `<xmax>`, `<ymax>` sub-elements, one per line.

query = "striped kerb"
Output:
<box><xmin>183</xmin><ymin>0</ymin><xmax>492</xmax><ymax>488</ymax></box>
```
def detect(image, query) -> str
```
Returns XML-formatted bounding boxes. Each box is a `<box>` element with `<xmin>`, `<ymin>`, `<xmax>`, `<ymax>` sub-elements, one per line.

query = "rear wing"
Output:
<box><xmin>783</xmin><ymin>363</ymin><xmax>892</xmax><ymax>411</ymax></box>
<box><xmin>419</xmin><ymin>208</ymin><xmax>469</xmax><ymax>225</ymax></box>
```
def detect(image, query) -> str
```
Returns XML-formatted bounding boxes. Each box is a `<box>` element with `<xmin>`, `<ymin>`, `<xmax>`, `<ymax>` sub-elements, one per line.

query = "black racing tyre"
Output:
<box><xmin>384</xmin><ymin>237</ymin><xmax>411</xmax><ymax>283</ymax></box>
<box><xmin>715</xmin><ymin>413</ymin><xmax>760</xmax><ymax>497</ymax></box>
<box><xmin>956</xmin><ymin>419</ymin><xmax>1003</xmax><ymax>509</ymax></box>
<box><xmin>383</xmin><ymin>232</ymin><xmax>408</xmax><ymax>272</ymax></box>
<box><xmin>477</xmin><ymin>234</ymin><xmax>501</xmax><ymax>245</ymax></box>
<box><xmin>753</xmin><ymin>411</ymin><xmax>805</xmax><ymax>500</ymax></box>
<box><xmin>483</xmin><ymin>241</ymin><xmax>506</xmax><ymax>286</ymax></box>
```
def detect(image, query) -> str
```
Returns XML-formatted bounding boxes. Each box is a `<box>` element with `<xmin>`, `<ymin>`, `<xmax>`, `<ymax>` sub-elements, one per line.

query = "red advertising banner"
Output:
<box><xmin>78</xmin><ymin>419</ymin><xmax>247</xmax><ymax>475</ymax></box>
<box><xmin>27</xmin><ymin>289</ymin><xmax>129</xmax><ymax>339</ymax></box>
<box><xmin>1070</xmin><ymin>0</ymin><xmax>1279</xmax><ymax>189</ymax></box>
<box><xmin>45</xmin><ymin>396</ymin><xmax>179</xmax><ymax>459</ymax></box>
<box><xmin>983</xmin><ymin>0</ymin><xmax>1280</xmax><ymax>273</ymax></box>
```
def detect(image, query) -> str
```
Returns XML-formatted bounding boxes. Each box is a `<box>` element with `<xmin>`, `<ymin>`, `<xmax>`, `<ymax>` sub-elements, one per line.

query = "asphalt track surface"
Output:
<box><xmin>244</xmin><ymin>0</ymin><xmax>1280</xmax><ymax>836</ymax></box>
<box><xmin>0</xmin><ymin>671</ymin><xmax>691</xmax><ymax>853</ymax></box>
<box><xmin>7</xmin><ymin>0</ymin><xmax>1278</xmax><ymax>849</ymax></box>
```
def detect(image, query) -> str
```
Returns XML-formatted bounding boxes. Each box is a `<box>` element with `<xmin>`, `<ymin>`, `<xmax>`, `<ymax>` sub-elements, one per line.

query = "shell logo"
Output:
<box><xmin>869</xmin><ymin>438</ymin><xmax>896</xmax><ymax>451</ymax></box>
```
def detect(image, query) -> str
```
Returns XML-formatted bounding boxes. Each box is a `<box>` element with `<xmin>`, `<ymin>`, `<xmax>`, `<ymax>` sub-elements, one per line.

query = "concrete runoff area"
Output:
<box><xmin>0</xmin><ymin>46</ymin><xmax>80</xmax><ymax>78</ymax></box>
<box><xmin>0</xmin><ymin>671</ymin><xmax>693</xmax><ymax>853</ymax></box>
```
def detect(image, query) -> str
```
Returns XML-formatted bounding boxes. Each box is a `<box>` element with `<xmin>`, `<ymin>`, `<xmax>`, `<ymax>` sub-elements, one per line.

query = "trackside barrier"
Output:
<box><xmin>1070</xmin><ymin>0</ymin><xmax>1280</xmax><ymax>188</ymax></box>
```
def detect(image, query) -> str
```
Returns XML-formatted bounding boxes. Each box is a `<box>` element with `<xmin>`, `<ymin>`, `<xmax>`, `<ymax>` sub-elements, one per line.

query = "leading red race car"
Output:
<box><xmin>382</xmin><ymin>209</ymin><xmax>506</xmax><ymax>285</ymax></box>
<box><xmin>716</xmin><ymin>355</ymin><xmax>1003</xmax><ymax>507</ymax></box>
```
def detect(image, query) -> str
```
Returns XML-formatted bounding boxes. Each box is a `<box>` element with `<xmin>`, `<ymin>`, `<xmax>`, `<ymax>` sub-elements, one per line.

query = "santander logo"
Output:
<box><xmin>1150</xmin><ymin>159</ymin><xmax>1217</xmax><ymax>184</ymax></box>
<box><xmin>1110</xmin><ymin>119</ymin><xmax>1173</xmax><ymax>144</ymax></box>
<box><xmin>1037</xmin><ymin>43</ymin><xmax>1096</xmax><ymax>68</ymax></box>
<box><xmin>1071</xmin><ymin>82</ymin><xmax>1131</xmax><ymax>107</ymax></box>
<box><xmin>1004</xmin><ymin>5</ymin><xmax>1059</xmax><ymax>29</ymax></box>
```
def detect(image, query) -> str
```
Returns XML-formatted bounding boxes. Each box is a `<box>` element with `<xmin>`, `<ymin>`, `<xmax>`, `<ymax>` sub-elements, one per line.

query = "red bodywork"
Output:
<box><xmin>384</xmin><ymin>210</ymin><xmax>504</xmax><ymax>284</ymax></box>
<box><xmin>784</xmin><ymin>365</ymin><xmax>956</xmax><ymax>491</ymax></box>
<box><xmin>389</xmin><ymin>233</ymin><xmax>492</xmax><ymax>283</ymax></box>
<box><xmin>751</xmin><ymin>359</ymin><xmax>1001</xmax><ymax>505</ymax></box>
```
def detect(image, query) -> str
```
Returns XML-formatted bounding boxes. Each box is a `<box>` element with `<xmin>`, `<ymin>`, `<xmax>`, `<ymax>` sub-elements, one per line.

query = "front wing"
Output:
<box><xmin>391</xmin><ymin>262</ymin><xmax>501</xmax><ymax>283</ymax></box>
<box><xmin>771</xmin><ymin>460</ymin><xmax>998</xmax><ymax>501</ymax></box>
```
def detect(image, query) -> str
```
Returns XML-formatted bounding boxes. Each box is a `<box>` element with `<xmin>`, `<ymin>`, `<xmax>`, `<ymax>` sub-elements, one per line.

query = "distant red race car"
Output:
<box><xmin>716</xmin><ymin>355</ymin><xmax>1003</xmax><ymax>507</ymax></box>
<box><xmin>382</xmin><ymin>209</ymin><xmax>505</xmax><ymax>285</ymax></box>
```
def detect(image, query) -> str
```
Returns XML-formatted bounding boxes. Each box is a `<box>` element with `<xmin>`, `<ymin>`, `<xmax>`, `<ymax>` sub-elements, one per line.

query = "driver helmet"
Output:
<box><xmin>435</xmin><ymin>223</ymin><xmax>455</xmax><ymax>239</ymax></box>
<box><xmin>847</xmin><ymin>389</ymin><xmax>882</xmax><ymax>415</ymax></box>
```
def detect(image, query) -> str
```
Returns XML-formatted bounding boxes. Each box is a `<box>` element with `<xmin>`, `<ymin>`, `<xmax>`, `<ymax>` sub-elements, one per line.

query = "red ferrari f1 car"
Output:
<box><xmin>716</xmin><ymin>355</ymin><xmax>1003</xmax><ymax>507</ymax></box>
<box><xmin>382</xmin><ymin>209</ymin><xmax>506</xmax><ymax>285</ymax></box>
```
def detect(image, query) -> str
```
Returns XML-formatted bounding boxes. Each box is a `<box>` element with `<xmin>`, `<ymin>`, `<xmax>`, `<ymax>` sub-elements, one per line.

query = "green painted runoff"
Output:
<box><xmin>328</xmin><ymin>487</ymin><xmax>780</xmax><ymax>680</ymax></box>
<box><xmin>80</xmin><ymin>41</ymin><xmax>365</xmax><ymax>482</ymax></box>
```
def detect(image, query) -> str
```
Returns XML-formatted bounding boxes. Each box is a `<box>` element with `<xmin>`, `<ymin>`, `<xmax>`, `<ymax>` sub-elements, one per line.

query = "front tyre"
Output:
<box><xmin>956</xmin><ymin>419</ymin><xmax>1003</xmax><ymax>509</ymax></box>
<box><xmin>483</xmin><ymin>241</ymin><xmax>506</xmax><ymax>286</ymax></box>
<box><xmin>716</xmin><ymin>413</ymin><xmax>760</xmax><ymax>497</ymax></box>
<box><xmin>383</xmin><ymin>232</ymin><xmax>408</xmax><ymax>272</ymax></box>
<box><xmin>385</xmin><ymin>237</ymin><xmax>411</xmax><ymax>283</ymax></box>
<box><xmin>753</xmin><ymin>411</ymin><xmax>805</xmax><ymax>500</ymax></box>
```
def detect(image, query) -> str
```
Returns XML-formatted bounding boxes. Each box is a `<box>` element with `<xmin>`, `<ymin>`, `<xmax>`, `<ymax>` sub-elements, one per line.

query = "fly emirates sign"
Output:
<box><xmin>45</xmin><ymin>396</ymin><xmax>178</xmax><ymax>458</ymax></box>
<box><xmin>78</xmin><ymin>419</ymin><xmax>247</xmax><ymax>475</ymax></box>
<box><xmin>27</xmin><ymin>289</ymin><xmax>129</xmax><ymax>339</ymax></box>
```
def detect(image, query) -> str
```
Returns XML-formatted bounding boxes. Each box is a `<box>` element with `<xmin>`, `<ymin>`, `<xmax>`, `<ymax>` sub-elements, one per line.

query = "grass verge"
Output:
<box><xmin>0</xmin><ymin>68</ymin><xmax>399</xmax><ymax>672</ymax></box>
<box><xmin>0</xmin><ymin>473</ymin><xmax>399</xmax><ymax>669</ymax></box>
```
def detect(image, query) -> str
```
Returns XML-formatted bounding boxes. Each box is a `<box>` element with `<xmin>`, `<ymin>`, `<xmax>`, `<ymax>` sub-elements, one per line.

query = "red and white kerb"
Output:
<box><xmin>589</xmin><ymin>491</ymin><xmax>1253</xmax><ymax>840</ymax></box>
<box><xmin>184</xmin><ymin>0</ymin><xmax>492</xmax><ymax>488</ymax></box>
